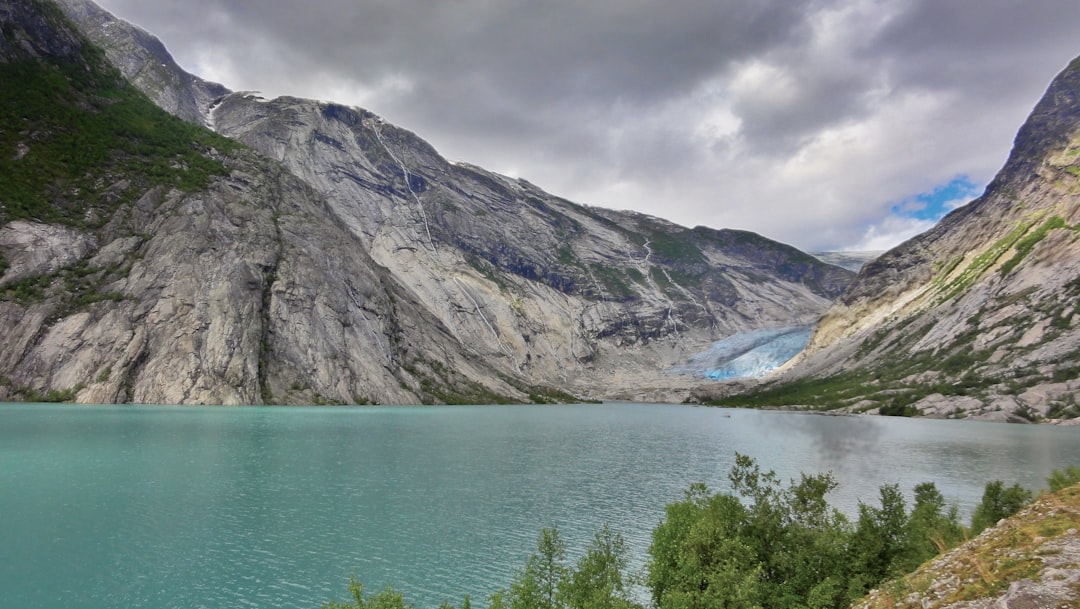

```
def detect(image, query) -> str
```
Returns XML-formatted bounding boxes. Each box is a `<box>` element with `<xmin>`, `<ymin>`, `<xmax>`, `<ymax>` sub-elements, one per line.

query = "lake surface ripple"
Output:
<box><xmin>2</xmin><ymin>403</ymin><xmax>1077</xmax><ymax>609</ymax></box>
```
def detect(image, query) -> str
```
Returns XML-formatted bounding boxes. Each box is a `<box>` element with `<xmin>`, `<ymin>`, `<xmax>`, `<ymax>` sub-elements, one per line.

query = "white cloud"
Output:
<box><xmin>848</xmin><ymin>215</ymin><xmax>939</xmax><ymax>252</ymax></box>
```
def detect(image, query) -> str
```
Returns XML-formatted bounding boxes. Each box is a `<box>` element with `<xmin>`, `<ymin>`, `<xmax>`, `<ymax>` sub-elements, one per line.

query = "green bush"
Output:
<box><xmin>970</xmin><ymin>481</ymin><xmax>1034</xmax><ymax>535</ymax></box>
<box><xmin>325</xmin><ymin>457</ymin><xmax>1052</xmax><ymax>609</ymax></box>
<box><xmin>1047</xmin><ymin>465</ymin><xmax>1080</xmax><ymax>492</ymax></box>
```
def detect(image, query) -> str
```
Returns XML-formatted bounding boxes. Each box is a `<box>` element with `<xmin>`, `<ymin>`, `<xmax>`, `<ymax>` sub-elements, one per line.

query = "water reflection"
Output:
<box><xmin>2</xmin><ymin>403</ymin><xmax>1079</xmax><ymax>609</ymax></box>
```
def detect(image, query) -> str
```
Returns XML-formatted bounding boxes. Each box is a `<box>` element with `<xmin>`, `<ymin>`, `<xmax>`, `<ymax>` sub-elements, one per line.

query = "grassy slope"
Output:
<box><xmin>852</xmin><ymin>483</ymin><xmax>1080</xmax><ymax>609</ymax></box>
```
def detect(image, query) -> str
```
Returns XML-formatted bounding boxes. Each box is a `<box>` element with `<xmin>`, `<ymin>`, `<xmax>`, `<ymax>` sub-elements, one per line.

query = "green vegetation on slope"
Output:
<box><xmin>694</xmin><ymin>274</ymin><xmax>1080</xmax><ymax>418</ymax></box>
<box><xmin>324</xmin><ymin>457</ymin><xmax>1076</xmax><ymax>609</ymax></box>
<box><xmin>933</xmin><ymin>220</ymin><xmax>1034</xmax><ymax>303</ymax></box>
<box><xmin>854</xmin><ymin>474</ymin><xmax>1080</xmax><ymax>609</ymax></box>
<box><xmin>998</xmin><ymin>215</ymin><xmax>1073</xmax><ymax>275</ymax></box>
<box><xmin>0</xmin><ymin>25</ymin><xmax>238</xmax><ymax>228</ymax></box>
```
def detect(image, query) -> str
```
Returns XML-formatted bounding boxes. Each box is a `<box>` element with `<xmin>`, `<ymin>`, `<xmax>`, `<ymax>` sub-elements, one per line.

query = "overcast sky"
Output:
<box><xmin>94</xmin><ymin>0</ymin><xmax>1080</xmax><ymax>252</ymax></box>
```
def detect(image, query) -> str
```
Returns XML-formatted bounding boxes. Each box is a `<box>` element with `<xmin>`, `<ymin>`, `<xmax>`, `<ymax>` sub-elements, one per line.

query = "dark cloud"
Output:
<box><xmin>94</xmin><ymin>0</ymin><xmax>1080</xmax><ymax>251</ymax></box>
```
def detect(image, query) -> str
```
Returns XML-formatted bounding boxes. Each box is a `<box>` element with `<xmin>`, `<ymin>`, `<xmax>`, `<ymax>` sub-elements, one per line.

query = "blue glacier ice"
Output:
<box><xmin>670</xmin><ymin>325</ymin><xmax>814</xmax><ymax>380</ymax></box>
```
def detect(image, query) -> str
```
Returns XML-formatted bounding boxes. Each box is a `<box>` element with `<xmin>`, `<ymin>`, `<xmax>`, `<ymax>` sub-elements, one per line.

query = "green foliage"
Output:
<box><xmin>0</xmin><ymin>274</ymin><xmax>52</xmax><ymax>304</ymax></box>
<box><xmin>647</xmin><ymin>483</ymin><xmax>763</xmax><ymax>609</ymax></box>
<box><xmin>905</xmin><ymin>483</ymin><xmax>965</xmax><ymax>566</ymax></box>
<box><xmin>1047</xmin><ymin>465</ymin><xmax>1080</xmax><ymax>492</ymax></box>
<box><xmin>23</xmin><ymin>383</ymin><xmax>85</xmax><ymax>403</ymax></box>
<box><xmin>587</xmin><ymin>264</ymin><xmax>637</xmax><ymax>302</ymax></box>
<box><xmin>509</xmin><ymin>529</ymin><xmax>568</xmax><ymax>609</ymax></box>
<box><xmin>496</xmin><ymin>527</ymin><xmax>641</xmax><ymax>609</ymax></box>
<box><xmin>0</xmin><ymin>258</ymin><xmax>132</xmax><ymax>314</ymax></box>
<box><xmin>403</xmin><ymin>358</ymin><xmax>518</xmax><ymax>405</ymax></box>
<box><xmin>999</xmin><ymin>216</ymin><xmax>1069</xmax><ymax>276</ymax></box>
<box><xmin>648</xmin><ymin>455</ymin><xmax>859</xmax><ymax>609</ymax></box>
<box><xmin>0</xmin><ymin>49</ymin><xmax>238</xmax><ymax>228</ymax></box>
<box><xmin>560</xmin><ymin>527</ymin><xmax>637</xmax><ymax>609</ymax></box>
<box><xmin>935</xmin><ymin>220</ymin><xmax>1034</xmax><ymax>302</ymax></box>
<box><xmin>645</xmin><ymin>231</ymin><xmax>705</xmax><ymax>266</ymax></box>
<box><xmin>325</xmin><ymin>458</ymin><xmax>1052</xmax><ymax>609</ymax></box>
<box><xmin>878</xmin><ymin>403</ymin><xmax>919</xmax><ymax>417</ymax></box>
<box><xmin>970</xmin><ymin>481</ymin><xmax>1034</xmax><ymax>535</ymax></box>
<box><xmin>323</xmin><ymin>577</ymin><xmax>414</xmax><ymax>609</ymax></box>
<box><xmin>557</xmin><ymin>246</ymin><xmax>579</xmax><ymax>266</ymax></box>
<box><xmin>647</xmin><ymin>455</ymin><xmax>974</xmax><ymax>609</ymax></box>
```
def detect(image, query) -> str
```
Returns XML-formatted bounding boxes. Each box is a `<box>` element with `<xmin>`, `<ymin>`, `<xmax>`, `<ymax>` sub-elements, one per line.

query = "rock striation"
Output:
<box><xmin>0</xmin><ymin>0</ymin><xmax>853</xmax><ymax>404</ymax></box>
<box><xmin>757</xmin><ymin>56</ymin><xmax>1080</xmax><ymax>422</ymax></box>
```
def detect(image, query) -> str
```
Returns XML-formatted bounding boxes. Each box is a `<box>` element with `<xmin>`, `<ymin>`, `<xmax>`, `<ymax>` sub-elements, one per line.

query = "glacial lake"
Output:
<box><xmin>2</xmin><ymin>403</ymin><xmax>1078</xmax><ymax>609</ymax></box>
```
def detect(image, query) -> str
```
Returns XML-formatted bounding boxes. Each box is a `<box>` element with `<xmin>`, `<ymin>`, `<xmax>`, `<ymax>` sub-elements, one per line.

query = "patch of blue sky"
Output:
<box><xmin>890</xmin><ymin>176</ymin><xmax>982</xmax><ymax>222</ymax></box>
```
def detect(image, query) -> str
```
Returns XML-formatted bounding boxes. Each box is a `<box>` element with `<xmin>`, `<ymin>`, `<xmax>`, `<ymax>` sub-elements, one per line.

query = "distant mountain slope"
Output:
<box><xmin>31</xmin><ymin>0</ymin><xmax>854</xmax><ymax>403</ymax></box>
<box><xmin>0</xmin><ymin>0</ymin><xmax>538</xmax><ymax>405</ymax></box>
<box><xmin>706</xmin><ymin>56</ymin><xmax>1080</xmax><ymax>422</ymax></box>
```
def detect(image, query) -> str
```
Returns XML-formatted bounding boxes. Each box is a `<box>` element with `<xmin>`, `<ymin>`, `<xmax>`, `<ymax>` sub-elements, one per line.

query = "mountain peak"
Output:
<box><xmin>0</xmin><ymin>0</ymin><xmax>853</xmax><ymax>404</ymax></box>
<box><xmin>714</xmin><ymin>54</ymin><xmax>1080</xmax><ymax>422</ymax></box>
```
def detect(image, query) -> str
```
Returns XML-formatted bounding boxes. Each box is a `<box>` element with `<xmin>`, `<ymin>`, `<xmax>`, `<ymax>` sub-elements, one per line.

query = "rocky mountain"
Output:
<box><xmin>698</xmin><ymin>56</ymin><xmax>1080</xmax><ymax>422</ymax></box>
<box><xmin>0</xmin><ymin>0</ymin><xmax>852</xmax><ymax>405</ymax></box>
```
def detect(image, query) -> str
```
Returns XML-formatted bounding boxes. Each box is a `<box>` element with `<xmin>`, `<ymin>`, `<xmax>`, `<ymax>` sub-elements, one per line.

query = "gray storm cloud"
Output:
<box><xmin>95</xmin><ymin>0</ymin><xmax>1080</xmax><ymax>251</ymax></box>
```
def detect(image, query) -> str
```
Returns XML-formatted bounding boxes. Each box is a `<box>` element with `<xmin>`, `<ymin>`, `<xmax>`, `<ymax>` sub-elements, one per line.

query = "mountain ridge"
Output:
<box><xmin>695</xmin><ymin>54</ymin><xmax>1080</xmax><ymax>422</ymax></box>
<box><xmin>0</xmin><ymin>0</ymin><xmax>852</xmax><ymax>404</ymax></box>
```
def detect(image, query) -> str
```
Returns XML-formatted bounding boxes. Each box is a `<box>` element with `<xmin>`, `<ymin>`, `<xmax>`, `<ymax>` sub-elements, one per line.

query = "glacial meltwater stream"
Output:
<box><xmin>1</xmin><ymin>403</ymin><xmax>1077</xmax><ymax>609</ymax></box>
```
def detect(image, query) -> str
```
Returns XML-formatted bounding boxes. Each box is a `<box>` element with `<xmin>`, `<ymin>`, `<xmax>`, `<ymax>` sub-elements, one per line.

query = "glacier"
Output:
<box><xmin>670</xmin><ymin>325</ymin><xmax>814</xmax><ymax>380</ymax></box>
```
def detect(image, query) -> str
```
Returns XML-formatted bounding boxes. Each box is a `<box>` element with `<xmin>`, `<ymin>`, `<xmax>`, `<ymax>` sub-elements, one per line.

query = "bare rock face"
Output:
<box><xmin>0</xmin><ymin>221</ymin><xmax>96</xmax><ymax>285</ymax></box>
<box><xmin>0</xmin><ymin>146</ymin><xmax>521</xmax><ymax>405</ymax></box>
<box><xmin>54</xmin><ymin>0</ymin><xmax>227</xmax><ymax>125</ymax></box>
<box><xmin>4</xmin><ymin>0</ymin><xmax>851</xmax><ymax>403</ymax></box>
<box><xmin>774</xmin><ymin>56</ymin><xmax>1080</xmax><ymax>422</ymax></box>
<box><xmin>4</xmin><ymin>0</ymin><xmax>853</xmax><ymax>404</ymax></box>
<box><xmin>205</xmin><ymin>94</ymin><xmax>850</xmax><ymax>397</ymax></box>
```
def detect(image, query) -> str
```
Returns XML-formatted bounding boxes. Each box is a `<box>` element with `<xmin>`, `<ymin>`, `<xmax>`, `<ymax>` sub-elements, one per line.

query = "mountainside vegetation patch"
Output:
<box><xmin>0</xmin><ymin>23</ymin><xmax>238</xmax><ymax>228</ymax></box>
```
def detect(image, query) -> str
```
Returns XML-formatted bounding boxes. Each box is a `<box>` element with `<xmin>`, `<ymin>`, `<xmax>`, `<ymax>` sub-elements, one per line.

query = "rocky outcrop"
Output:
<box><xmin>0</xmin><ymin>149</ymin><xmax>525</xmax><ymax>405</ymax></box>
<box><xmin>746</xmin><ymin>56</ymin><xmax>1080</xmax><ymax>422</ymax></box>
<box><xmin>54</xmin><ymin>0</ymin><xmax>227</xmax><ymax>125</ymax></box>
<box><xmin>851</xmin><ymin>483</ymin><xmax>1080</xmax><ymax>609</ymax></box>
<box><xmin>204</xmin><ymin>93</ymin><xmax>850</xmax><ymax>397</ymax></box>
<box><xmin>2</xmin><ymin>0</ymin><xmax>854</xmax><ymax>404</ymax></box>
<box><xmin>0</xmin><ymin>0</ymin><xmax>531</xmax><ymax>405</ymax></box>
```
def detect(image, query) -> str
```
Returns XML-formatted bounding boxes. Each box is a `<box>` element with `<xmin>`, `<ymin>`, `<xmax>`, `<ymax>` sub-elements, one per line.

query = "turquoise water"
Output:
<box><xmin>1</xmin><ymin>403</ymin><xmax>1078</xmax><ymax>608</ymax></box>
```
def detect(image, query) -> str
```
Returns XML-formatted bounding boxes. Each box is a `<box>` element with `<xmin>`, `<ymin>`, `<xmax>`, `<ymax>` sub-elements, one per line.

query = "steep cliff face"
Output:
<box><xmin>762</xmin><ymin>56</ymin><xmax>1080</xmax><ymax>422</ymax></box>
<box><xmin>205</xmin><ymin>93</ymin><xmax>849</xmax><ymax>398</ymax></box>
<box><xmin>52</xmin><ymin>0</ymin><xmax>226</xmax><ymax>125</ymax></box>
<box><xmin>0</xmin><ymin>0</ymin><xmax>537</xmax><ymax>405</ymax></box>
<box><xmin>18</xmin><ymin>0</ymin><xmax>853</xmax><ymax>403</ymax></box>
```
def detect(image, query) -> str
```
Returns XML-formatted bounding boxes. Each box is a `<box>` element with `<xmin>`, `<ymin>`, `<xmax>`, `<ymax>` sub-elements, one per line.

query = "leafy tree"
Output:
<box><xmin>970</xmin><ymin>481</ymin><xmax>1033</xmax><ymax>534</ymax></box>
<box><xmin>488</xmin><ymin>590</ymin><xmax>507</xmax><ymax>609</ymax></box>
<box><xmin>327</xmin><ymin>459</ymin><xmax>1055</xmax><ymax>609</ymax></box>
<box><xmin>847</xmin><ymin>484</ymin><xmax>908</xmax><ymax>592</ymax></box>
<box><xmin>903</xmin><ymin>482</ymin><xmax>963</xmax><ymax>569</ymax></box>
<box><xmin>648</xmin><ymin>483</ymin><xmax>762</xmax><ymax>609</ymax></box>
<box><xmin>649</xmin><ymin>455</ymin><xmax>859</xmax><ymax>609</ymax></box>
<box><xmin>507</xmin><ymin>528</ymin><xmax>569</xmax><ymax>609</ymax></box>
<box><xmin>324</xmin><ymin>577</ymin><xmax>413</xmax><ymax>609</ymax></box>
<box><xmin>728</xmin><ymin>454</ymin><xmax>849</xmax><ymax>609</ymax></box>
<box><xmin>560</xmin><ymin>526</ymin><xmax>639</xmax><ymax>609</ymax></box>
<box><xmin>1047</xmin><ymin>465</ymin><xmax>1080</xmax><ymax>492</ymax></box>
